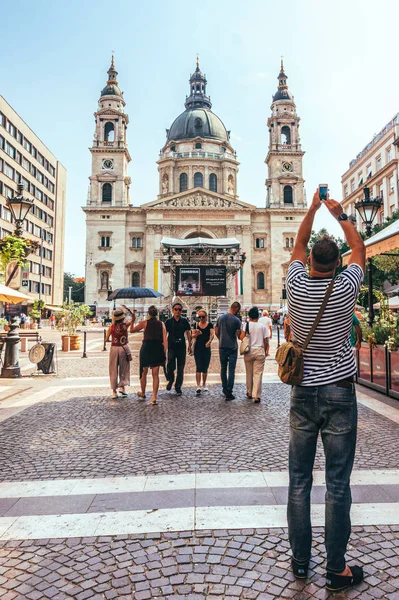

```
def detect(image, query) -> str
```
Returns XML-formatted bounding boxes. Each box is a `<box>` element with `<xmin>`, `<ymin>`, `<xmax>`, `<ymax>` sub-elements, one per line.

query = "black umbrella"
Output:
<box><xmin>107</xmin><ymin>287</ymin><xmax>163</xmax><ymax>301</ymax></box>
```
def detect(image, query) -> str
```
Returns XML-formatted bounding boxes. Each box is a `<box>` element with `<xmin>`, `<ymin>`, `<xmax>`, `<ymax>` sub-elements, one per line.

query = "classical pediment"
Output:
<box><xmin>142</xmin><ymin>189</ymin><xmax>256</xmax><ymax>211</ymax></box>
<box><xmin>95</xmin><ymin>260</ymin><xmax>114</xmax><ymax>268</ymax></box>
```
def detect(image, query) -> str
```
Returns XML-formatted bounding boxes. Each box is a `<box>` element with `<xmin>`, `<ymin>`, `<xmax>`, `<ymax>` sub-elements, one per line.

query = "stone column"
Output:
<box><xmin>189</xmin><ymin>165</ymin><xmax>193</xmax><ymax>189</ymax></box>
<box><xmin>242</xmin><ymin>225</ymin><xmax>252</xmax><ymax>308</ymax></box>
<box><xmin>204</xmin><ymin>166</ymin><xmax>209</xmax><ymax>190</ymax></box>
<box><xmin>145</xmin><ymin>226</ymin><xmax>155</xmax><ymax>289</ymax></box>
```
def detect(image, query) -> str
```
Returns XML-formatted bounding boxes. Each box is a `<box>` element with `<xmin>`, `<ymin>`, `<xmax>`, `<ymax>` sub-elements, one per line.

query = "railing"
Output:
<box><xmin>159</xmin><ymin>151</ymin><xmax>237</xmax><ymax>161</ymax></box>
<box><xmin>356</xmin><ymin>343</ymin><xmax>399</xmax><ymax>400</ymax></box>
<box><xmin>274</xmin><ymin>144</ymin><xmax>301</xmax><ymax>151</ymax></box>
<box><xmin>94</xmin><ymin>141</ymin><xmax>126</xmax><ymax>148</ymax></box>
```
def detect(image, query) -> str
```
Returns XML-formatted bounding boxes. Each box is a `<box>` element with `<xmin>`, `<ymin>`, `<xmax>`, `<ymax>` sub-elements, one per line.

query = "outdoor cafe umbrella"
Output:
<box><xmin>0</xmin><ymin>283</ymin><xmax>30</xmax><ymax>304</ymax></box>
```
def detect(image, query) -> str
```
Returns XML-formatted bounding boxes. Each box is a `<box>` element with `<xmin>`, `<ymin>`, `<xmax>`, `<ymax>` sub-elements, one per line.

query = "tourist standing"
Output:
<box><xmin>192</xmin><ymin>309</ymin><xmax>215</xmax><ymax>395</ymax></box>
<box><xmin>165</xmin><ymin>301</ymin><xmax>192</xmax><ymax>396</ymax></box>
<box><xmin>350</xmin><ymin>313</ymin><xmax>362</xmax><ymax>349</ymax></box>
<box><xmin>286</xmin><ymin>190</ymin><xmax>365</xmax><ymax>592</ymax></box>
<box><xmin>243</xmin><ymin>306</ymin><xmax>269</xmax><ymax>403</ymax></box>
<box><xmin>259</xmin><ymin>310</ymin><xmax>273</xmax><ymax>339</ymax></box>
<box><xmin>105</xmin><ymin>307</ymin><xmax>134</xmax><ymax>399</ymax></box>
<box><xmin>215</xmin><ymin>302</ymin><xmax>244</xmax><ymax>400</ymax></box>
<box><xmin>131</xmin><ymin>305</ymin><xmax>167</xmax><ymax>405</ymax></box>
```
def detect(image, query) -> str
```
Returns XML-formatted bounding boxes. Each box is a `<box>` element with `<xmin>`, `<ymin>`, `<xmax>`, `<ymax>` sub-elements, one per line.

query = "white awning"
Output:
<box><xmin>161</xmin><ymin>237</ymin><xmax>240</xmax><ymax>249</ymax></box>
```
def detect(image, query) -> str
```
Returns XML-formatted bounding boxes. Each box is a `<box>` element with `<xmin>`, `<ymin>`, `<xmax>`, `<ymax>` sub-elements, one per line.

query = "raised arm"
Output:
<box><xmin>290</xmin><ymin>190</ymin><xmax>322</xmax><ymax>265</ymax></box>
<box><xmin>130</xmin><ymin>320</ymin><xmax>145</xmax><ymax>333</ymax></box>
<box><xmin>324</xmin><ymin>199</ymin><xmax>366</xmax><ymax>272</ymax></box>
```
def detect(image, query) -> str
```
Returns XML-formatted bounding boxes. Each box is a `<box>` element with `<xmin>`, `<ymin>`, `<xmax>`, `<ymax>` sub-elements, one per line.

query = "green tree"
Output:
<box><xmin>63</xmin><ymin>272</ymin><xmax>85</xmax><ymax>303</ymax></box>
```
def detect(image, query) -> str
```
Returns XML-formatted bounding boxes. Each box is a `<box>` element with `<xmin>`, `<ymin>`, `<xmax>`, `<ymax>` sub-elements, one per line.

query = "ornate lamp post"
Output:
<box><xmin>6</xmin><ymin>181</ymin><xmax>35</xmax><ymax>238</ymax></box>
<box><xmin>1</xmin><ymin>181</ymin><xmax>35</xmax><ymax>378</ymax></box>
<box><xmin>354</xmin><ymin>186</ymin><xmax>383</xmax><ymax>326</ymax></box>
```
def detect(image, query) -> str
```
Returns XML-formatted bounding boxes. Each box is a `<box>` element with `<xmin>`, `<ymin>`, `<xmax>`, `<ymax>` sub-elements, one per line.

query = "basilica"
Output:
<box><xmin>83</xmin><ymin>57</ymin><xmax>307</xmax><ymax>315</ymax></box>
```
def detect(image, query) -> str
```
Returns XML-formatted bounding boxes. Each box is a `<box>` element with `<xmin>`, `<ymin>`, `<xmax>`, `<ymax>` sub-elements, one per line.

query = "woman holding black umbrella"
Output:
<box><xmin>131</xmin><ymin>305</ymin><xmax>167</xmax><ymax>405</ymax></box>
<box><xmin>105</xmin><ymin>306</ymin><xmax>135</xmax><ymax>399</ymax></box>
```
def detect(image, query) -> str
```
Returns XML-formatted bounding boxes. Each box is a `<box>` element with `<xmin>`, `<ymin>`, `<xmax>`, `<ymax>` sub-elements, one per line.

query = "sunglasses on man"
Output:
<box><xmin>173</xmin><ymin>307</ymin><xmax>182</xmax><ymax>311</ymax></box>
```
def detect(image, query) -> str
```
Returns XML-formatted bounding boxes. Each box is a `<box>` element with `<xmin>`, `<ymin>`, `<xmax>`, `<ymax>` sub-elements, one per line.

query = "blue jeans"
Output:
<box><xmin>287</xmin><ymin>382</ymin><xmax>357</xmax><ymax>573</ymax></box>
<box><xmin>219</xmin><ymin>347</ymin><xmax>238</xmax><ymax>395</ymax></box>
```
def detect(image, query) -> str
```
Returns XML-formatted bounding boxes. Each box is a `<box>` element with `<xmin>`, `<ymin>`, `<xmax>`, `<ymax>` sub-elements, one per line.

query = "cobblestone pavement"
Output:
<box><xmin>0</xmin><ymin>526</ymin><xmax>398</xmax><ymax>599</ymax></box>
<box><xmin>1</xmin><ymin>383</ymin><xmax>399</xmax><ymax>481</ymax></box>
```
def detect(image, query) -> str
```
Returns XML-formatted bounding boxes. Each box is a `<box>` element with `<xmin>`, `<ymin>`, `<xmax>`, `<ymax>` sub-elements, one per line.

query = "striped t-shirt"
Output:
<box><xmin>286</xmin><ymin>260</ymin><xmax>364</xmax><ymax>386</ymax></box>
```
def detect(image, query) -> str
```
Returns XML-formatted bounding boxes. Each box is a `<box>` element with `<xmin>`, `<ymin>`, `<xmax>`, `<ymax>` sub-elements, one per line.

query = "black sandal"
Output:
<box><xmin>292</xmin><ymin>558</ymin><xmax>309</xmax><ymax>579</ymax></box>
<box><xmin>326</xmin><ymin>565</ymin><xmax>363</xmax><ymax>592</ymax></box>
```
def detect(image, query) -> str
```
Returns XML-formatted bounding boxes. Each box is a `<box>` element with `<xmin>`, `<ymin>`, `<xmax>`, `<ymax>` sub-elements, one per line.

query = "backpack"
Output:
<box><xmin>275</xmin><ymin>278</ymin><xmax>335</xmax><ymax>386</ymax></box>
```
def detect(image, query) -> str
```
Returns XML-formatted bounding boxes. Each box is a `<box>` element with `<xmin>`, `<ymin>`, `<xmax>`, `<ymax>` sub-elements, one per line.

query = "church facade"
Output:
<box><xmin>83</xmin><ymin>58</ymin><xmax>307</xmax><ymax>315</ymax></box>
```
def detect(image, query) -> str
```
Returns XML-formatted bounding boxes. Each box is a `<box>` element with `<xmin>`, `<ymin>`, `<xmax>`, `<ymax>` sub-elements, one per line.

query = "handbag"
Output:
<box><xmin>123</xmin><ymin>344</ymin><xmax>132</xmax><ymax>362</ymax></box>
<box><xmin>239</xmin><ymin>320</ymin><xmax>251</xmax><ymax>356</ymax></box>
<box><xmin>275</xmin><ymin>278</ymin><xmax>335</xmax><ymax>385</ymax></box>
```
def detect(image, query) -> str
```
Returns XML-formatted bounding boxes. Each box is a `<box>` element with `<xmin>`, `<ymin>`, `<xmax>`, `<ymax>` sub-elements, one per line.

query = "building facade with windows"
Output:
<box><xmin>83</xmin><ymin>58</ymin><xmax>307</xmax><ymax>313</ymax></box>
<box><xmin>0</xmin><ymin>96</ymin><xmax>66</xmax><ymax>307</ymax></box>
<box><xmin>341</xmin><ymin>113</ymin><xmax>399</xmax><ymax>229</ymax></box>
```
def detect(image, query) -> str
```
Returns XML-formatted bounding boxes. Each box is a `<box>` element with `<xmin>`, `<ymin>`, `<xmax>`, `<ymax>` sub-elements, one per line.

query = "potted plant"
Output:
<box><xmin>29</xmin><ymin>299</ymin><xmax>45</xmax><ymax>329</ymax></box>
<box><xmin>57</xmin><ymin>301</ymin><xmax>92</xmax><ymax>351</ymax></box>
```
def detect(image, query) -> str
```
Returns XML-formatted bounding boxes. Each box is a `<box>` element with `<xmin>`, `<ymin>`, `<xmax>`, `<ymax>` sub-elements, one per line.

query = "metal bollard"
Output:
<box><xmin>277</xmin><ymin>325</ymin><xmax>280</xmax><ymax>348</ymax></box>
<box><xmin>103</xmin><ymin>328</ymin><xmax>107</xmax><ymax>351</ymax></box>
<box><xmin>82</xmin><ymin>330</ymin><xmax>87</xmax><ymax>358</ymax></box>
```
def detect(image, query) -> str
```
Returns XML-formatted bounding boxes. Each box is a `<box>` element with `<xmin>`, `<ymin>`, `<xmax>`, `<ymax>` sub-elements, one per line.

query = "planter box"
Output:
<box><xmin>389</xmin><ymin>351</ymin><xmax>399</xmax><ymax>395</ymax></box>
<box><xmin>69</xmin><ymin>334</ymin><xmax>81</xmax><ymax>351</ymax></box>
<box><xmin>358</xmin><ymin>342</ymin><xmax>371</xmax><ymax>382</ymax></box>
<box><xmin>372</xmin><ymin>346</ymin><xmax>387</xmax><ymax>388</ymax></box>
<box><xmin>61</xmin><ymin>335</ymin><xmax>70</xmax><ymax>352</ymax></box>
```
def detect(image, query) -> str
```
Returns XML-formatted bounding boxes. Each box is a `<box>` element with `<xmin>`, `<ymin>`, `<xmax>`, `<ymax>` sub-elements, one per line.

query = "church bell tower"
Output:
<box><xmin>265</xmin><ymin>61</ymin><xmax>305</xmax><ymax>208</ymax></box>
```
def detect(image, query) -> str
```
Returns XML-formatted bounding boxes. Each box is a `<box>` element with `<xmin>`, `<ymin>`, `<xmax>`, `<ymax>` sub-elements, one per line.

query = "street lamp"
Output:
<box><xmin>6</xmin><ymin>180</ymin><xmax>35</xmax><ymax>238</ymax></box>
<box><xmin>354</xmin><ymin>186</ymin><xmax>383</xmax><ymax>326</ymax></box>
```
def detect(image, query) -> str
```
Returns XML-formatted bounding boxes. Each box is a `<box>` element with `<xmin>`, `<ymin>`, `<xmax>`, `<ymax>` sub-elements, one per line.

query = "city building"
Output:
<box><xmin>83</xmin><ymin>58</ymin><xmax>307</xmax><ymax>316</ymax></box>
<box><xmin>0</xmin><ymin>96</ymin><xmax>67</xmax><ymax>308</ymax></box>
<box><xmin>341</xmin><ymin>113</ymin><xmax>399</xmax><ymax>229</ymax></box>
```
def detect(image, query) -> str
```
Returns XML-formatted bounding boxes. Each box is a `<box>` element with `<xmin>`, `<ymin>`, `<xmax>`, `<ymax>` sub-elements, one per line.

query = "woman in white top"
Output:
<box><xmin>243</xmin><ymin>306</ymin><xmax>270</xmax><ymax>403</ymax></box>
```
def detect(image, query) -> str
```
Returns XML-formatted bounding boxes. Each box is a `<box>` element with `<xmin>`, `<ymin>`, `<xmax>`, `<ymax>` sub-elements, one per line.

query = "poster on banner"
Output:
<box><xmin>176</xmin><ymin>266</ymin><xmax>226</xmax><ymax>297</ymax></box>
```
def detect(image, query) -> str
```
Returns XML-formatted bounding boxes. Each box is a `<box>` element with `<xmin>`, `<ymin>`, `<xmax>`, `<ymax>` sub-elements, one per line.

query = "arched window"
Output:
<box><xmin>284</xmin><ymin>185</ymin><xmax>293</xmax><ymax>204</ymax></box>
<box><xmin>290</xmin><ymin>237</ymin><xmax>294</xmax><ymax>247</ymax></box>
<box><xmin>257</xmin><ymin>272</ymin><xmax>265</xmax><ymax>290</ymax></box>
<box><xmin>285</xmin><ymin>238</ymin><xmax>289</xmax><ymax>248</ymax></box>
<box><xmin>179</xmin><ymin>173</ymin><xmax>188</xmax><ymax>192</ymax></box>
<box><xmin>209</xmin><ymin>173</ymin><xmax>217</xmax><ymax>192</ymax></box>
<box><xmin>195</xmin><ymin>142</ymin><xmax>202</xmax><ymax>149</ymax></box>
<box><xmin>132</xmin><ymin>271</ymin><xmax>140</xmax><ymax>287</ymax></box>
<box><xmin>194</xmin><ymin>172</ymin><xmax>203</xmax><ymax>187</ymax></box>
<box><xmin>281</xmin><ymin>126</ymin><xmax>291</xmax><ymax>144</ymax></box>
<box><xmin>102</xmin><ymin>183</ymin><xmax>112</xmax><ymax>202</ymax></box>
<box><xmin>104</xmin><ymin>122</ymin><xmax>115</xmax><ymax>142</ymax></box>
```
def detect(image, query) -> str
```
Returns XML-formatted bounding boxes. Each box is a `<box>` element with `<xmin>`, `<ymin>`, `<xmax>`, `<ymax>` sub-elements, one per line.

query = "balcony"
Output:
<box><xmin>159</xmin><ymin>150</ymin><xmax>237</xmax><ymax>161</ymax></box>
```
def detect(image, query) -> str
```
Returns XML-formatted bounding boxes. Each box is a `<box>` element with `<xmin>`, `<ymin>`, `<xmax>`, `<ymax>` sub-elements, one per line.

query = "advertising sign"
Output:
<box><xmin>176</xmin><ymin>266</ymin><xmax>226</xmax><ymax>297</ymax></box>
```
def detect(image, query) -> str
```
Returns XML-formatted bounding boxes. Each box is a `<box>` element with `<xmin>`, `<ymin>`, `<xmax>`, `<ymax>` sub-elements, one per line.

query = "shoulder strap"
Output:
<box><xmin>245</xmin><ymin>320</ymin><xmax>249</xmax><ymax>335</ymax></box>
<box><xmin>302</xmin><ymin>278</ymin><xmax>335</xmax><ymax>351</ymax></box>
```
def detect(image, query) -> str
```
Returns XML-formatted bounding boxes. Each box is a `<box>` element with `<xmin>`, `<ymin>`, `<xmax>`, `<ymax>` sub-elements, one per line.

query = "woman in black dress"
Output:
<box><xmin>192</xmin><ymin>309</ymin><xmax>215</xmax><ymax>395</ymax></box>
<box><xmin>131</xmin><ymin>305</ymin><xmax>167</xmax><ymax>405</ymax></box>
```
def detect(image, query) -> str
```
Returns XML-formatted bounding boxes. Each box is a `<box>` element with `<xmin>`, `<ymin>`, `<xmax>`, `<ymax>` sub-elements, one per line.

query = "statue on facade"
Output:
<box><xmin>100</xmin><ymin>271</ymin><xmax>109</xmax><ymax>290</ymax></box>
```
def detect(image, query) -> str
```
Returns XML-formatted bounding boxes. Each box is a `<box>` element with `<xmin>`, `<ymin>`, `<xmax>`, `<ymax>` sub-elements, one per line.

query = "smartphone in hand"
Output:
<box><xmin>319</xmin><ymin>184</ymin><xmax>328</xmax><ymax>201</ymax></box>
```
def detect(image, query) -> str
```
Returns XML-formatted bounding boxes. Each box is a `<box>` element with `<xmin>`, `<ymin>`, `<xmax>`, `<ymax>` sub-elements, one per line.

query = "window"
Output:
<box><xmin>100</xmin><ymin>235</ymin><xmax>111</xmax><ymax>247</ymax></box>
<box><xmin>283</xmin><ymin>185</ymin><xmax>293</xmax><ymax>204</ymax></box>
<box><xmin>290</xmin><ymin>237</ymin><xmax>294</xmax><ymax>247</ymax></box>
<box><xmin>344</xmin><ymin>185</ymin><xmax>348</xmax><ymax>197</ymax></box>
<box><xmin>357</xmin><ymin>173</ymin><xmax>363</xmax><ymax>187</ymax></box>
<box><xmin>3</xmin><ymin>207</ymin><xmax>12</xmax><ymax>222</ymax></box>
<box><xmin>390</xmin><ymin>176</ymin><xmax>395</xmax><ymax>193</ymax></box>
<box><xmin>255</xmin><ymin>238</ymin><xmax>265</xmax><ymax>249</ymax></box>
<box><xmin>22</xmin><ymin>157</ymin><xmax>31</xmax><ymax>172</ymax></box>
<box><xmin>131</xmin><ymin>236</ymin><xmax>143</xmax><ymax>248</ymax></box>
<box><xmin>195</xmin><ymin>142</ymin><xmax>202</xmax><ymax>149</ymax></box>
<box><xmin>5</xmin><ymin>141</ymin><xmax>15</xmax><ymax>159</ymax></box>
<box><xmin>6</xmin><ymin>121</ymin><xmax>16</xmax><ymax>137</ymax></box>
<box><xmin>36</xmin><ymin>171</ymin><xmax>43</xmax><ymax>184</ymax></box>
<box><xmin>4</xmin><ymin>163</ymin><xmax>14</xmax><ymax>180</ymax></box>
<box><xmin>102</xmin><ymin>183</ymin><xmax>112</xmax><ymax>202</ymax></box>
<box><xmin>209</xmin><ymin>173</ymin><xmax>217</xmax><ymax>192</ymax></box>
<box><xmin>376</xmin><ymin>156</ymin><xmax>382</xmax><ymax>171</ymax></box>
<box><xmin>170</xmin><ymin>145</ymin><xmax>176</xmax><ymax>152</ymax></box>
<box><xmin>387</xmin><ymin>148</ymin><xmax>392</xmax><ymax>162</ymax></box>
<box><xmin>44</xmin><ymin>284</ymin><xmax>52</xmax><ymax>296</ymax></box>
<box><xmin>179</xmin><ymin>173</ymin><xmax>188</xmax><ymax>192</ymax></box>
<box><xmin>257</xmin><ymin>272</ymin><xmax>265</xmax><ymax>290</ymax></box>
<box><xmin>104</xmin><ymin>121</ymin><xmax>115</xmax><ymax>142</ymax></box>
<box><xmin>350</xmin><ymin>180</ymin><xmax>355</xmax><ymax>192</ymax></box>
<box><xmin>367</xmin><ymin>164</ymin><xmax>372</xmax><ymax>179</ymax></box>
<box><xmin>23</xmin><ymin>138</ymin><xmax>31</xmax><ymax>153</ymax></box>
<box><xmin>281</xmin><ymin>126</ymin><xmax>291</xmax><ymax>144</ymax></box>
<box><xmin>194</xmin><ymin>172</ymin><xmax>203</xmax><ymax>187</ymax></box>
<box><xmin>132</xmin><ymin>271</ymin><xmax>140</xmax><ymax>287</ymax></box>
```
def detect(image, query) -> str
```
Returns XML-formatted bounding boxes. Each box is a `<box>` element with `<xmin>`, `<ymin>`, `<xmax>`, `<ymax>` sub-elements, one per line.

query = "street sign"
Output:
<box><xmin>21</xmin><ymin>280</ymin><xmax>29</xmax><ymax>287</ymax></box>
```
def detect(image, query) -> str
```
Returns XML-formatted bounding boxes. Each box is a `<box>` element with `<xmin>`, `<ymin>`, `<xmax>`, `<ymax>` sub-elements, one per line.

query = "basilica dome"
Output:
<box><xmin>167</xmin><ymin>108</ymin><xmax>229</xmax><ymax>142</ymax></box>
<box><xmin>166</xmin><ymin>60</ymin><xmax>230</xmax><ymax>144</ymax></box>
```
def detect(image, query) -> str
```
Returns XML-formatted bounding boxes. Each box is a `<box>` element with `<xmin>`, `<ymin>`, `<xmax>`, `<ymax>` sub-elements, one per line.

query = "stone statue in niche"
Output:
<box><xmin>162</xmin><ymin>177</ymin><xmax>169</xmax><ymax>194</ymax></box>
<box><xmin>227</xmin><ymin>176</ymin><xmax>234</xmax><ymax>195</ymax></box>
<box><xmin>100</xmin><ymin>271</ymin><xmax>109</xmax><ymax>290</ymax></box>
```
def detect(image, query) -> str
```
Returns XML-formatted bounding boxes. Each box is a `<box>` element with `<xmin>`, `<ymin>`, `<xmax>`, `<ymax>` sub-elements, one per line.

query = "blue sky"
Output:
<box><xmin>2</xmin><ymin>0</ymin><xmax>399</xmax><ymax>275</ymax></box>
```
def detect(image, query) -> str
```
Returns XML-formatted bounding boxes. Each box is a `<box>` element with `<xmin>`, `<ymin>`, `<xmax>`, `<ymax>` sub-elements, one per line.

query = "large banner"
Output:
<box><xmin>176</xmin><ymin>266</ymin><xmax>226</xmax><ymax>297</ymax></box>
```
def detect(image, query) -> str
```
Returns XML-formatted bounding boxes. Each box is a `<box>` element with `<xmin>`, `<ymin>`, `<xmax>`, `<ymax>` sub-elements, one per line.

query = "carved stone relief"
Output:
<box><xmin>150</xmin><ymin>193</ymin><xmax>244</xmax><ymax>210</ymax></box>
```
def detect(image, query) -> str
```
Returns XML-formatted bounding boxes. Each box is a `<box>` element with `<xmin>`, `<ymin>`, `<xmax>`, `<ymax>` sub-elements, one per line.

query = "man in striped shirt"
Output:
<box><xmin>286</xmin><ymin>190</ymin><xmax>365</xmax><ymax>592</ymax></box>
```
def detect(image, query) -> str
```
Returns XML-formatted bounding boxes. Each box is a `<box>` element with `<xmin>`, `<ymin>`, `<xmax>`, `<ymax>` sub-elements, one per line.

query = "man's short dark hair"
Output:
<box><xmin>248</xmin><ymin>306</ymin><xmax>259</xmax><ymax>320</ymax></box>
<box><xmin>172</xmin><ymin>301</ymin><xmax>183</xmax><ymax>309</ymax></box>
<box><xmin>311</xmin><ymin>236</ymin><xmax>339</xmax><ymax>272</ymax></box>
<box><xmin>231</xmin><ymin>301</ymin><xmax>241</xmax><ymax>313</ymax></box>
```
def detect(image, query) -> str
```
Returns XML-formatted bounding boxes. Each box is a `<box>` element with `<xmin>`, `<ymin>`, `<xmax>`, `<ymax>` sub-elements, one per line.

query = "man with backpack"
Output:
<box><xmin>285</xmin><ymin>189</ymin><xmax>365</xmax><ymax>593</ymax></box>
